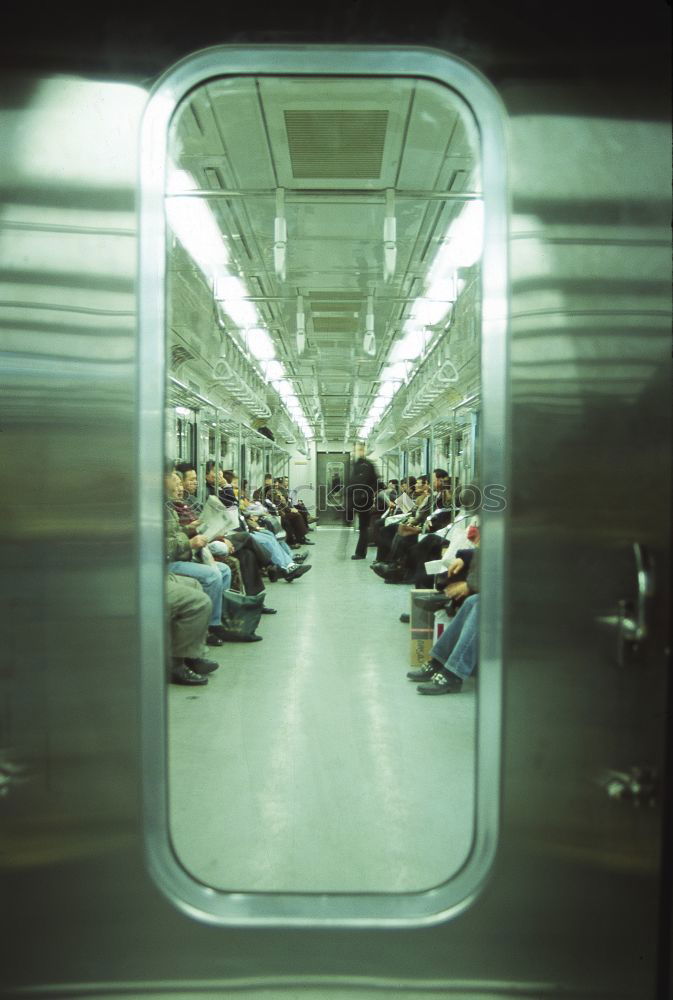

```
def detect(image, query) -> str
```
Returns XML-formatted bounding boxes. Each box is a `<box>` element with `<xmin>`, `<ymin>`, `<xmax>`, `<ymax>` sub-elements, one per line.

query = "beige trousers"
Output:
<box><xmin>166</xmin><ymin>573</ymin><xmax>211</xmax><ymax>658</ymax></box>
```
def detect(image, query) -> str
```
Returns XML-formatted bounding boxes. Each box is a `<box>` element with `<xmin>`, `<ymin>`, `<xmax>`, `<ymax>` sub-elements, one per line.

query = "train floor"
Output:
<box><xmin>168</xmin><ymin>526</ymin><xmax>476</xmax><ymax>894</ymax></box>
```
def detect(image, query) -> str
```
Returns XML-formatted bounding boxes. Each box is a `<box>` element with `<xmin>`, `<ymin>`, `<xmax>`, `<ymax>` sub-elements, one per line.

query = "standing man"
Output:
<box><xmin>348</xmin><ymin>441</ymin><xmax>379</xmax><ymax>560</ymax></box>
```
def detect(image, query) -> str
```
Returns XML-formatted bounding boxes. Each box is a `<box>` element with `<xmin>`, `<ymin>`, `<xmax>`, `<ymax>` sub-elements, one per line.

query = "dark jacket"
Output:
<box><xmin>348</xmin><ymin>457</ymin><xmax>379</xmax><ymax>513</ymax></box>
<box><xmin>457</xmin><ymin>547</ymin><xmax>480</xmax><ymax>594</ymax></box>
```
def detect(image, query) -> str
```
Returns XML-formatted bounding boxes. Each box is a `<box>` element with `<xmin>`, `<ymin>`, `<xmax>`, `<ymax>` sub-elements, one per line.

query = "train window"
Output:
<box><xmin>139</xmin><ymin>47</ymin><xmax>507</xmax><ymax>925</ymax></box>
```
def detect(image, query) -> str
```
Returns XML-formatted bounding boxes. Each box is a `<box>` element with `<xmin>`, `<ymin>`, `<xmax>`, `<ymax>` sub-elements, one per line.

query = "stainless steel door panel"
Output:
<box><xmin>1</xmin><ymin>56</ymin><xmax>670</xmax><ymax>1000</ymax></box>
<box><xmin>316</xmin><ymin>451</ymin><xmax>350</xmax><ymax>523</ymax></box>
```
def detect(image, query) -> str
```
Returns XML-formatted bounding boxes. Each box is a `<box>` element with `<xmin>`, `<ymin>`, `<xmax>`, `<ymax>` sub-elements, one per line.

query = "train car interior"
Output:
<box><xmin>159</xmin><ymin>70</ymin><xmax>489</xmax><ymax>898</ymax></box>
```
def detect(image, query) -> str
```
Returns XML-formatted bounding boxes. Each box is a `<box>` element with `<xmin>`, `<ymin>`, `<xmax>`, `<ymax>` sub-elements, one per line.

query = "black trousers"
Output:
<box><xmin>354</xmin><ymin>509</ymin><xmax>372</xmax><ymax>557</ymax></box>
<box><xmin>227</xmin><ymin>532</ymin><xmax>267</xmax><ymax>596</ymax></box>
<box><xmin>410</xmin><ymin>534</ymin><xmax>446</xmax><ymax>588</ymax></box>
<box><xmin>375</xmin><ymin>520</ymin><xmax>398</xmax><ymax>561</ymax></box>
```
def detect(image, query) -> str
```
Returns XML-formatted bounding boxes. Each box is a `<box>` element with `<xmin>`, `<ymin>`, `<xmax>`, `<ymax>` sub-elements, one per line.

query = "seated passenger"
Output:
<box><xmin>372</xmin><ymin>471</ymin><xmax>466</xmax><ymax>585</ymax></box>
<box><xmin>370</xmin><ymin>475</ymin><xmax>433</xmax><ymax>581</ymax></box>
<box><xmin>210</xmin><ymin>469</ymin><xmax>312</xmax><ymax>583</ymax></box>
<box><xmin>166</xmin><ymin>573</ymin><xmax>219</xmax><ymax>686</ymax></box>
<box><xmin>173</xmin><ymin>465</ymin><xmax>300</xmax><ymax>598</ymax></box>
<box><xmin>204</xmin><ymin>460</ymin><xmax>233</xmax><ymax>505</ymax></box>
<box><xmin>373</xmin><ymin>476</ymin><xmax>417</xmax><ymax>561</ymax></box>
<box><xmin>164</xmin><ymin>467</ymin><xmax>262</xmax><ymax>643</ymax></box>
<box><xmin>281</xmin><ymin>474</ymin><xmax>315</xmax><ymax>528</ymax></box>
<box><xmin>169</xmin><ymin>470</ymin><xmax>246</xmax><ymax>595</ymax></box>
<box><xmin>406</xmin><ymin>546</ymin><xmax>480</xmax><ymax>694</ymax></box>
<box><xmin>254</xmin><ymin>472</ymin><xmax>274</xmax><ymax>502</ymax></box>
<box><xmin>268</xmin><ymin>477</ymin><xmax>314</xmax><ymax>546</ymax></box>
<box><xmin>240</xmin><ymin>499</ymin><xmax>312</xmax><ymax>582</ymax></box>
<box><xmin>405</xmin><ymin>482</ymin><xmax>478</xmax><ymax>589</ymax></box>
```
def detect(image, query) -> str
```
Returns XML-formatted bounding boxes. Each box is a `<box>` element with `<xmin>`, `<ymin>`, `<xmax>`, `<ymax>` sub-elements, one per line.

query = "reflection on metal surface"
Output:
<box><xmin>0</xmin><ymin>19</ymin><xmax>670</xmax><ymax>998</ymax></box>
<box><xmin>597</xmin><ymin>767</ymin><xmax>659</xmax><ymax>808</ymax></box>
<box><xmin>0</xmin><ymin>750</ymin><xmax>29</xmax><ymax>799</ymax></box>
<box><xmin>596</xmin><ymin>542</ymin><xmax>656</xmax><ymax>667</ymax></box>
<box><xmin>326</xmin><ymin>461</ymin><xmax>345</xmax><ymax>507</ymax></box>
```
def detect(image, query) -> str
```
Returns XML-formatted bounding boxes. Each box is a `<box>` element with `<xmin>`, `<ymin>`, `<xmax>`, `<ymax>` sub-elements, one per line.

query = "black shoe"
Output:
<box><xmin>351</xmin><ymin>554</ymin><xmax>366</xmax><ymax>560</ymax></box>
<box><xmin>399</xmin><ymin>613</ymin><xmax>410</xmax><ymax>623</ymax></box>
<box><xmin>283</xmin><ymin>564</ymin><xmax>311</xmax><ymax>582</ymax></box>
<box><xmin>371</xmin><ymin>561</ymin><xmax>394</xmax><ymax>578</ymax></box>
<box><xmin>293</xmin><ymin>553</ymin><xmax>308</xmax><ymax>563</ymax></box>
<box><xmin>206</xmin><ymin>631</ymin><xmax>224</xmax><ymax>646</ymax></box>
<box><xmin>211</xmin><ymin>625</ymin><xmax>263</xmax><ymax>642</ymax></box>
<box><xmin>406</xmin><ymin>660</ymin><xmax>439</xmax><ymax>681</ymax></box>
<box><xmin>267</xmin><ymin>565</ymin><xmax>279</xmax><ymax>582</ymax></box>
<box><xmin>372</xmin><ymin>561</ymin><xmax>406</xmax><ymax>581</ymax></box>
<box><xmin>171</xmin><ymin>663</ymin><xmax>208</xmax><ymax>685</ymax></box>
<box><xmin>302</xmin><ymin>538</ymin><xmax>315</xmax><ymax>545</ymax></box>
<box><xmin>184</xmin><ymin>657</ymin><xmax>219</xmax><ymax>675</ymax></box>
<box><xmin>261</xmin><ymin>606</ymin><xmax>277</xmax><ymax>615</ymax></box>
<box><xmin>417</xmin><ymin>670</ymin><xmax>463</xmax><ymax>695</ymax></box>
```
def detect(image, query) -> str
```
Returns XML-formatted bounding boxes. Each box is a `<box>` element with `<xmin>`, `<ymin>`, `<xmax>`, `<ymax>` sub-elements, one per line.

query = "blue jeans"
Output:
<box><xmin>168</xmin><ymin>560</ymin><xmax>231</xmax><ymax>626</ymax></box>
<box><xmin>250</xmin><ymin>529</ymin><xmax>294</xmax><ymax>570</ymax></box>
<box><xmin>431</xmin><ymin>593</ymin><xmax>479</xmax><ymax>680</ymax></box>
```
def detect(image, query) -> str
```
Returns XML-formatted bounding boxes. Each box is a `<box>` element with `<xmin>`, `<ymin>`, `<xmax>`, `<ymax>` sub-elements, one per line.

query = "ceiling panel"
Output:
<box><xmin>169</xmin><ymin>74</ymin><xmax>480</xmax><ymax>438</ymax></box>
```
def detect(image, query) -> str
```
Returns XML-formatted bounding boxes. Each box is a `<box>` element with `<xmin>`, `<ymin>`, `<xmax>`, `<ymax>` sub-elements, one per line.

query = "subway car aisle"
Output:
<box><xmin>168</xmin><ymin>526</ymin><xmax>476</xmax><ymax>894</ymax></box>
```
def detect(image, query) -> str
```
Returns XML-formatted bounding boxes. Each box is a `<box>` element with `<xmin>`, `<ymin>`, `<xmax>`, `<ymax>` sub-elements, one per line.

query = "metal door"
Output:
<box><xmin>0</xmin><ymin>30</ymin><xmax>670</xmax><ymax>1000</ymax></box>
<box><xmin>316</xmin><ymin>451</ymin><xmax>351</xmax><ymax>524</ymax></box>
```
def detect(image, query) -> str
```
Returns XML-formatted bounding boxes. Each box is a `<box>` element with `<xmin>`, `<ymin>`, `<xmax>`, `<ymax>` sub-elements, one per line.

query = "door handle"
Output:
<box><xmin>618</xmin><ymin>542</ymin><xmax>654</xmax><ymax>646</ymax></box>
<box><xmin>597</xmin><ymin>543</ymin><xmax>655</xmax><ymax>666</ymax></box>
<box><xmin>597</xmin><ymin>765</ymin><xmax>659</xmax><ymax>807</ymax></box>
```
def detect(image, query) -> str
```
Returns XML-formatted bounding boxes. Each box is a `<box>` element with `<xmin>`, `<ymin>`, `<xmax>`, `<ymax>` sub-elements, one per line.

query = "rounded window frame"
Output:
<box><xmin>138</xmin><ymin>44</ymin><xmax>509</xmax><ymax>927</ymax></box>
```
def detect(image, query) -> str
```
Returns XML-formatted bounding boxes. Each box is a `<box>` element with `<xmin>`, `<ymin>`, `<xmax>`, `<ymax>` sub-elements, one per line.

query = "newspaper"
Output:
<box><xmin>196</xmin><ymin>495</ymin><xmax>240</xmax><ymax>542</ymax></box>
<box><xmin>398</xmin><ymin>491</ymin><xmax>415</xmax><ymax>513</ymax></box>
<box><xmin>424</xmin><ymin>559</ymin><xmax>448</xmax><ymax>575</ymax></box>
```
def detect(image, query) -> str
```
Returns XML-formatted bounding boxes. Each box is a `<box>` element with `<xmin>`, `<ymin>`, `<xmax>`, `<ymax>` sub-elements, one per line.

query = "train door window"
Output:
<box><xmin>140</xmin><ymin>47</ymin><xmax>507</xmax><ymax>925</ymax></box>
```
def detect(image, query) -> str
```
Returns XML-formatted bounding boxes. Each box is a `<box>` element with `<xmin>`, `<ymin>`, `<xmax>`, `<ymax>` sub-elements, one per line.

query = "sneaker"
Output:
<box><xmin>417</xmin><ymin>670</ymin><xmax>463</xmax><ymax>695</ymax></box>
<box><xmin>406</xmin><ymin>660</ymin><xmax>437</xmax><ymax>681</ymax></box>
<box><xmin>293</xmin><ymin>553</ymin><xmax>308</xmax><ymax>563</ymax></box>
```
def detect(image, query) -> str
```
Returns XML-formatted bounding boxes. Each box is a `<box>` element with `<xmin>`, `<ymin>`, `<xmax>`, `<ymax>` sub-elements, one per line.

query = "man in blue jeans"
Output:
<box><xmin>165</xmin><ymin>468</ymin><xmax>262</xmax><ymax>644</ymax></box>
<box><xmin>407</xmin><ymin>548</ymin><xmax>479</xmax><ymax>694</ymax></box>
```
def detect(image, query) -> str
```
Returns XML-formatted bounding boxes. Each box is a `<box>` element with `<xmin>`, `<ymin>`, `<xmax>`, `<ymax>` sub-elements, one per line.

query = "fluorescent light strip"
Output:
<box><xmin>361</xmin><ymin>202</ymin><xmax>482</xmax><ymax>438</ymax></box>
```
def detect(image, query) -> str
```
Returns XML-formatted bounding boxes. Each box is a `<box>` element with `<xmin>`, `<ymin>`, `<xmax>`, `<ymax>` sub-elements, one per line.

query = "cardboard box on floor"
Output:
<box><xmin>434</xmin><ymin>609</ymin><xmax>452</xmax><ymax>642</ymax></box>
<box><xmin>410</xmin><ymin>589</ymin><xmax>436</xmax><ymax>667</ymax></box>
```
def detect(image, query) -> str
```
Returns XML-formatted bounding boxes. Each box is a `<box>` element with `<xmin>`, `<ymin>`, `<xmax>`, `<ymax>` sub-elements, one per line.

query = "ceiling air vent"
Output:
<box><xmin>312</xmin><ymin>316</ymin><xmax>360</xmax><ymax>335</ymax></box>
<box><xmin>284</xmin><ymin>110</ymin><xmax>389</xmax><ymax>179</ymax></box>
